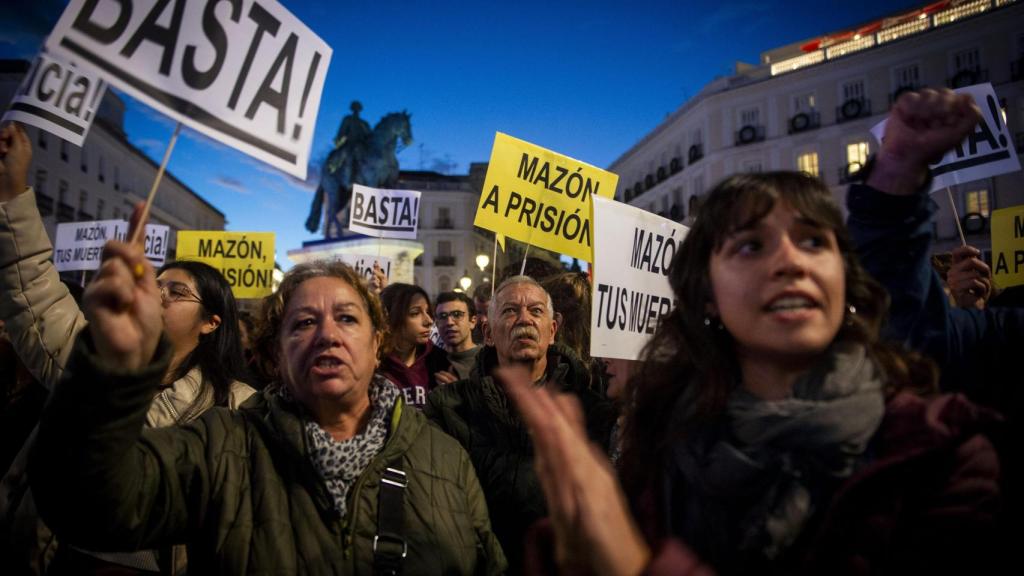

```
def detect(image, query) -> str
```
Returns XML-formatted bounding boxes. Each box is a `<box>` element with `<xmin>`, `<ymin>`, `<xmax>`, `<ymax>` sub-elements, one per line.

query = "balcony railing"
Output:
<box><xmin>835</xmin><ymin>98</ymin><xmax>872</xmax><ymax>123</ymax></box>
<box><xmin>734</xmin><ymin>125</ymin><xmax>765</xmax><ymax>146</ymax></box>
<box><xmin>787</xmin><ymin>110</ymin><xmax>821</xmax><ymax>134</ymax></box>
<box><xmin>434</xmin><ymin>255</ymin><xmax>456</xmax><ymax>266</ymax></box>
<box><xmin>434</xmin><ymin>218</ymin><xmax>454</xmax><ymax>229</ymax></box>
<box><xmin>948</xmin><ymin>68</ymin><xmax>988</xmax><ymax>88</ymax></box>
<box><xmin>688</xmin><ymin>144</ymin><xmax>704</xmax><ymax>164</ymax></box>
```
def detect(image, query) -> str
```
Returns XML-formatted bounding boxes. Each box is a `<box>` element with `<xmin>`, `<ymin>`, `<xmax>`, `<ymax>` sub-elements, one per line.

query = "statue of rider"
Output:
<box><xmin>332</xmin><ymin>100</ymin><xmax>371</xmax><ymax>170</ymax></box>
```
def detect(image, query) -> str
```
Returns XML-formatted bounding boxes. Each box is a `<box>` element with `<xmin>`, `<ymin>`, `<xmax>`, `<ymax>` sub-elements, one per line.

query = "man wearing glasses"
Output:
<box><xmin>433</xmin><ymin>291</ymin><xmax>480</xmax><ymax>383</ymax></box>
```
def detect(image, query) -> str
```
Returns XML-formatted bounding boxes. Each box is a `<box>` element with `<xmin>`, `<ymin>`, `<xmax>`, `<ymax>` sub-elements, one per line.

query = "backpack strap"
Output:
<box><xmin>373</xmin><ymin>457</ymin><xmax>407</xmax><ymax>576</ymax></box>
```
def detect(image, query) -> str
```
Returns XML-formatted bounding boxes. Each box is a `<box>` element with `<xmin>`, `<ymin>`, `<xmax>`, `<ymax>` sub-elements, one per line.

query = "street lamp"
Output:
<box><xmin>475</xmin><ymin>253</ymin><xmax>490</xmax><ymax>272</ymax></box>
<box><xmin>459</xmin><ymin>271</ymin><xmax>472</xmax><ymax>292</ymax></box>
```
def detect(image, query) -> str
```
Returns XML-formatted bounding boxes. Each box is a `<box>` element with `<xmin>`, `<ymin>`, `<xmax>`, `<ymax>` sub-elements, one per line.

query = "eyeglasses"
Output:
<box><xmin>158</xmin><ymin>280</ymin><xmax>203</xmax><ymax>305</ymax></box>
<box><xmin>436</xmin><ymin>310</ymin><xmax>468</xmax><ymax>322</ymax></box>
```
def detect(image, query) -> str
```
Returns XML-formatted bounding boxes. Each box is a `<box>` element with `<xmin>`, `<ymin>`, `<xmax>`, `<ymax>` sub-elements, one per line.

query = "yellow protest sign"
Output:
<box><xmin>176</xmin><ymin>231</ymin><xmax>275</xmax><ymax>298</ymax></box>
<box><xmin>473</xmin><ymin>133</ymin><xmax>618</xmax><ymax>262</ymax></box>
<box><xmin>992</xmin><ymin>206</ymin><xmax>1024</xmax><ymax>289</ymax></box>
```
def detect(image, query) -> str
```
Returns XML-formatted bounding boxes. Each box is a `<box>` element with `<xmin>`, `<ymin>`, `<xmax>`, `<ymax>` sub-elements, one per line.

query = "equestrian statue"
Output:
<box><xmin>306</xmin><ymin>101</ymin><xmax>413</xmax><ymax>238</ymax></box>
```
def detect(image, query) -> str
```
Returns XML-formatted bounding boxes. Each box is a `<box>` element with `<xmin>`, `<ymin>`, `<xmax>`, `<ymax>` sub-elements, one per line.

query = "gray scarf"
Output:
<box><xmin>302</xmin><ymin>376</ymin><xmax>400</xmax><ymax>518</ymax></box>
<box><xmin>670</xmin><ymin>343</ymin><xmax>885</xmax><ymax>568</ymax></box>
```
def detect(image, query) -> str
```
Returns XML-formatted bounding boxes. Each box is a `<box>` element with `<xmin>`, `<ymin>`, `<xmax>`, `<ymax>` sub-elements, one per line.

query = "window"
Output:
<box><xmin>79</xmin><ymin>190</ymin><xmax>88</xmax><ymax>210</ymax></box>
<box><xmin>114</xmin><ymin>166</ymin><xmax>120</xmax><ymax>190</ymax></box>
<box><xmin>35</xmin><ymin>169</ymin><xmax>47</xmax><ymax>195</ymax></box>
<box><xmin>113</xmin><ymin>207</ymin><xmax>121</xmax><ymax>219</ymax></box>
<box><xmin>842</xmin><ymin>79</ymin><xmax>865</xmax><ymax>101</ymax></box>
<box><xmin>37</xmin><ymin>130</ymin><xmax>47</xmax><ymax>149</ymax></box>
<box><xmin>98</xmin><ymin>155</ymin><xmax>105</xmax><ymax>182</ymax></box>
<box><xmin>965</xmin><ymin>188</ymin><xmax>990</xmax><ymax>217</ymax></box>
<box><xmin>97</xmin><ymin>198</ymin><xmax>105</xmax><ymax>218</ymax></box>
<box><xmin>80</xmin><ymin>147</ymin><xmax>88</xmax><ymax>173</ymax></box>
<box><xmin>952</xmin><ymin>47</ymin><xmax>980</xmax><ymax>72</ymax></box>
<box><xmin>438</xmin><ymin>275</ymin><xmax>451</xmax><ymax>293</ymax></box>
<box><xmin>742</xmin><ymin>159</ymin><xmax>763</xmax><ymax>173</ymax></box>
<box><xmin>60</xmin><ymin>140</ymin><xmax>68</xmax><ymax>162</ymax></box>
<box><xmin>438</xmin><ymin>240</ymin><xmax>452</xmax><ymax>257</ymax></box>
<box><xmin>893</xmin><ymin>63</ymin><xmax>920</xmax><ymax>89</ymax></box>
<box><xmin>438</xmin><ymin>206</ymin><xmax>450</xmax><ymax>220</ymax></box>
<box><xmin>797</xmin><ymin>151</ymin><xmax>820</xmax><ymax>177</ymax></box>
<box><xmin>739</xmin><ymin>107</ymin><xmax>760</xmax><ymax>126</ymax></box>
<box><xmin>793</xmin><ymin>93</ymin><xmax>816</xmax><ymax>113</ymax></box>
<box><xmin>846</xmin><ymin>142</ymin><xmax>869</xmax><ymax>167</ymax></box>
<box><xmin>58</xmin><ymin>180</ymin><xmax>68</xmax><ymax>204</ymax></box>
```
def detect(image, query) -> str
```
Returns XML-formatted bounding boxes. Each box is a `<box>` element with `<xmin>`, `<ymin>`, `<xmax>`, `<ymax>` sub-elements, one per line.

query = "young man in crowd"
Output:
<box><xmin>425</xmin><ymin>276</ymin><xmax>614</xmax><ymax>574</ymax></box>
<box><xmin>434</xmin><ymin>292</ymin><xmax>481</xmax><ymax>382</ymax></box>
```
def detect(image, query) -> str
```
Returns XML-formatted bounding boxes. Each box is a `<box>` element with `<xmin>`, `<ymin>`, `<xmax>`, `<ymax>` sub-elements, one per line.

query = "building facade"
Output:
<box><xmin>1</xmin><ymin>60</ymin><xmax>226</xmax><ymax>262</ymax></box>
<box><xmin>398</xmin><ymin>164</ymin><xmax>494</xmax><ymax>299</ymax></box>
<box><xmin>610</xmin><ymin>0</ymin><xmax>1024</xmax><ymax>256</ymax></box>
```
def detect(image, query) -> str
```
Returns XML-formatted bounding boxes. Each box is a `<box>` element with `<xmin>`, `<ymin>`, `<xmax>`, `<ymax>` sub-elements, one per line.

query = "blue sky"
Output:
<box><xmin>2</xmin><ymin>0</ymin><xmax>925</xmax><ymax>266</ymax></box>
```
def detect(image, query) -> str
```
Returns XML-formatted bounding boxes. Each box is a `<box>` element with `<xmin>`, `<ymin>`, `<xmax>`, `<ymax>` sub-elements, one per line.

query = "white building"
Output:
<box><xmin>610</xmin><ymin>0</ymin><xmax>1024</xmax><ymax>256</ymax></box>
<box><xmin>398</xmin><ymin>164</ymin><xmax>493</xmax><ymax>299</ymax></box>
<box><xmin>1</xmin><ymin>59</ymin><xmax>226</xmax><ymax>262</ymax></box>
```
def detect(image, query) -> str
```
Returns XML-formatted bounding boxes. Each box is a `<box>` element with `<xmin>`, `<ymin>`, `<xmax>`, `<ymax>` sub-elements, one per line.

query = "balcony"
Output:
<box><xmin>434</xmin><ymin>255</ymin><xmax>456</xmax><ymax>266</ymax></box>
<box><xmin>688</xmin><ymin>144</ymin><xmax>704</xmax><ymax>164</ymax></box>
<box><xmin>36</xmin><ymin>193</ymin><xmax>54</xmax><ymax>217</ymax></box>
<box><xmin>835</xmin><ymin>98</ymin><xmax>872</xmax><ymax>123</ymax></box>
<box><xmin>734</xmin><ymin>125</ymin><xmax>765</xmax><ymax>147</ymax></box>
<box><xmin>434</xmin><ymin>218</ymin><xmax>454</xmax><ymax>229</ymax></box>
<box><xmin>948</xmin><ymin>68</ymin><xmax>988</xmax><ymax>89</ymax></box>
<box><xmin>669</xmin><ymin>157</ymin><xmax>682</xmax><ymax>174</ymax></box>
<box><xmin>787</xmin><ymin>111</ymin><xmax>821</xmax><ymax>135</ymax></box>
<box><xmin>837</xmin><ymin>161</ymin><xmax>866</xmax><ymax>184</ymax></box>
<box><xmin>57</xmin><ymin>202</ymin><xmax>75</xmax><ymax>222</ymax></box>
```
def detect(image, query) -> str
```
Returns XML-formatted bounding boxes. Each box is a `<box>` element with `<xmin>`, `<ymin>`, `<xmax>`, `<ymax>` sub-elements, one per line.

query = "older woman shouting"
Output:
<box><xmin>28</xmin><ymin>232</ymin><xmax>505</xmax><ymax>575</ymax></box>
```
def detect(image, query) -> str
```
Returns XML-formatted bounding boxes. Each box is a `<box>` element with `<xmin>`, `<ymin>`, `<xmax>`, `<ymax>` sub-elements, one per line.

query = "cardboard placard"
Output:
<box><xmin>347</xmin><ymin>184</ymin><xmax>421</xmax><ymax>240</ymax></box>
<box><xmin>176</xmin><ymin>231</ymin><xmax>275</xmax><ymax>298</ymax></box>
<box><xmin>54</xmin><ymin>220</ymin><xmax>169</xmax><ymax>271</ymax></box>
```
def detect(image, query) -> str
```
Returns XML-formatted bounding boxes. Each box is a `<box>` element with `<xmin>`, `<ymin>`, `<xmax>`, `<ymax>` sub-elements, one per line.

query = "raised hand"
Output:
<box><xmin>0</xmin><ymin>122</ymin><xmax>32</xmax><ymax>202</ymax></box>
<box><xmin>370</xmin><ymin>260</ymin><xmax>388</xmax><ymax>294</ymax></box>
<box><xmin>83</xmin><ymin>204</ymin><xmax>163</xmax><ymax>371</ymax></box>
<box><xmin>499</xmin><ymin>366</ymin><xmax>651</xmax><ymax>576</ymax></box>
<box><xmin>869</xmin><ymin>88</ymin><xmax>981</xmax><ymax>196</ymax></box>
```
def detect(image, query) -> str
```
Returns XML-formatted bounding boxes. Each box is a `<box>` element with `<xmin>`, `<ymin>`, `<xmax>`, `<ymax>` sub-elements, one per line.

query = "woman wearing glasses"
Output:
<box><xmin>0</xmin><ymin>123</ymin><xmax>253</xmax><ymax>573</ymax></box>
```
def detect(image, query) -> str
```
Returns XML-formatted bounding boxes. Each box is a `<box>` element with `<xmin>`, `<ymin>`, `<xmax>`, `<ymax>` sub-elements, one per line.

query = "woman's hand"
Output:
<box><xmin>499</xmin><ymin>366</ymin><xmax>650</xmax><ymax>576</ymax></box>
<box><xmin>83</xmin><ymin>205</ymin><xmax>163</xmax><ymax>371</ymax></box>
<box><xmin>370</xmin><ymin>261</ymin><xmax>388</xmax><ymax>294</ymax></box>
<box><xmin>869</xmin><ymin>88</ymin><xmax>981</xmax><ymax>196</ymax></box>
<box><xmin>0</xmin><ymin>123</ymin><xmax>32</xmax><ymax>202</ymax></box>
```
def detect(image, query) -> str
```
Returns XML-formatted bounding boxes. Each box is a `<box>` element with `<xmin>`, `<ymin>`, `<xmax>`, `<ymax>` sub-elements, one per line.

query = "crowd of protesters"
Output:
<box><xmin>0</xmin><ymin>88</ymin><xmax>1015</xmax><ymax>575</ymax></box>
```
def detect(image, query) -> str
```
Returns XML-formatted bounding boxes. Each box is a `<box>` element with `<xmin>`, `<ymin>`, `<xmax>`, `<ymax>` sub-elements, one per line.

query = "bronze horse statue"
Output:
<box><xmin>306</xmin><ymin>111</ymin><xmax>413</xmax><ymax>238</ymax></box>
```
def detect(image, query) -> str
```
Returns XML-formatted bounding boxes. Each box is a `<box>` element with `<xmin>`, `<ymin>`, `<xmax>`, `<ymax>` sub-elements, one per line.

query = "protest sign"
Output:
<box><xmin>991</xmin><ymin>205</ymin><xmax>1024</xmax><ymax>289</ymax></box>
<box><xmin>590</xmin><ymin>196</ymin><xmax>688</xmax><ymax>360</ymax></box>
<box><xmin>871</xmin><ymin>83</ymin><xmax>1020</xmax><ymax>192</ymax></box>
<box><xmin>348</xmin><ymin>184</ymin><xmax>421</xmax><ymax>240</ymax></box>
<box><xmin>176</xmin><ymin>231</ymin><xmax>275</xmax><ymax>298</ymax></box>
<box><xmin>46</xmin><ymin>0</ymin><xmax>332</xmax><ymax>179</ymax></box>
<box><xmin>2</xmin><ymin>51</ymin><xmax>106</xmax><ymax>146</ymax></box>
<box><xmin>54</xmin><ymin>220</ymin><xmax>169</xmax><ymax>271</ymax></box>
<box><xmin>331</xmin><ymin>253</ymin><xmax>393</xmax><ymax>282</ymax></box>
<box><xmin>473</xmin><ymin>132</ymin><xmax>618</xmax><ymax>262</ymax></box>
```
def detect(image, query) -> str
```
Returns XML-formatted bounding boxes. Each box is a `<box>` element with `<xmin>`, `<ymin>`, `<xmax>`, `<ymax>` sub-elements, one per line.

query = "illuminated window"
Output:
<box><xmin>797</xmin><ymin>152</ymin><xmax>820</xmax><ymax>177</ymax></box>
<box><xmin>965</xmin><ymin>189</ymin><xmax>990</xmax><ymax>217</ymax></box>
<box><xmin>846</xmin><ymin>142</ymin><xmax>869</xmax><ymax>166</ymax></box>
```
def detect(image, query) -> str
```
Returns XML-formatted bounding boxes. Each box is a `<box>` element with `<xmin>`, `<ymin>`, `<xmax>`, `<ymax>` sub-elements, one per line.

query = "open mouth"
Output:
<box><xmin>765</xmin><ymin>295</ymin><xmax>818</xmax><ymax>312</ymax></box>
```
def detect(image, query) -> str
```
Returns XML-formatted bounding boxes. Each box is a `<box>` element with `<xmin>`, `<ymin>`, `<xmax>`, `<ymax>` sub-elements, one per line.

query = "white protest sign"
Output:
<box><xmin>348</xmin><ymin>184</ymin><xmax>421</xmax><ymax>240</ymax></box>
<box><xmin>871</xmin><ymin>83</ymin><xmax>1020</xmax><ymax>192</ymax></box>
<box><xmin>45</xmin><ymin>0</ymin><xmax>332</xmax><ymax>179</ymax></box>
<box><xmin>590</xmin><ymin>196</ymin><xmax>688</xmax><ymax>360</ymax></box>
<box><xmin>54</xmin><ymin>220</ymin><xmax>170</xmax><ymax>271</ymax></box>
<box><xmin>331</xmin><ymin>253</ymin><xmax>393</xmax><ymax>283</ymax></box>
<box><xmin>2</xmin><ymin>51</ymin><xmax>107</xmax><ymax>146</ymax></box>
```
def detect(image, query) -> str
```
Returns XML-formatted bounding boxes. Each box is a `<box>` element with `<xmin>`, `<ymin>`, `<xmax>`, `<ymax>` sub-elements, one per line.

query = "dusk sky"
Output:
<box><xmin>1</xmin><ymin>0</ymin><xmax>925</xmax><ymax>266</ymax></box>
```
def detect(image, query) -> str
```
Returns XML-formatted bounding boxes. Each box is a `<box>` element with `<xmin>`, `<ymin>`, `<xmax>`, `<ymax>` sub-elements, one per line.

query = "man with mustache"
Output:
<box><xmin>425</xmin><ymin>276</ymin><xmax>614</xmax><ymax>574</ymax></box>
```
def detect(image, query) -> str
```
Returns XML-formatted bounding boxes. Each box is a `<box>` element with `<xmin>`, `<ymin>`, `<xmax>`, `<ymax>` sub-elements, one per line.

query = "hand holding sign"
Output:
<box><xmin>0</xmin><ymin>123</ymin><xmax>32</xmax><ymax>202</ymax></box>
<box><xmin>84</xmin><ymin>204</ymin><xmax>163</xmax><ymax>372</ymax></box>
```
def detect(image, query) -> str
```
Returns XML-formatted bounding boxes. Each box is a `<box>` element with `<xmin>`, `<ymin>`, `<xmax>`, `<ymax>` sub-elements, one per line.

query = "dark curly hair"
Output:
<box><xmin>619</xmin><ymin>171</ymin><xmax>937</xmax><ymax>511</ymax></box>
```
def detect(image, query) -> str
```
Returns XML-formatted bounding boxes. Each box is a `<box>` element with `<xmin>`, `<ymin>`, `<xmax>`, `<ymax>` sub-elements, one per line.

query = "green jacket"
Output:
<box><xmin>30</xmin><ymin>336</ymin><xmax>506</xmax><ymax>575</ymax></box>
<box><xmin>424</xmin><ymin>344</ymin><xmax>614</xmax><ymax>573</ymax></box>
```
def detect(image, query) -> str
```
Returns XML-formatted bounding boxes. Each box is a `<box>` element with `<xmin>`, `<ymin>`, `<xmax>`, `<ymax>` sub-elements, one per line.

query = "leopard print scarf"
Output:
<box><xmin>304</xmin><ymin>376</ymin><xmax>400</xmax><ymax>518</ymax></box>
